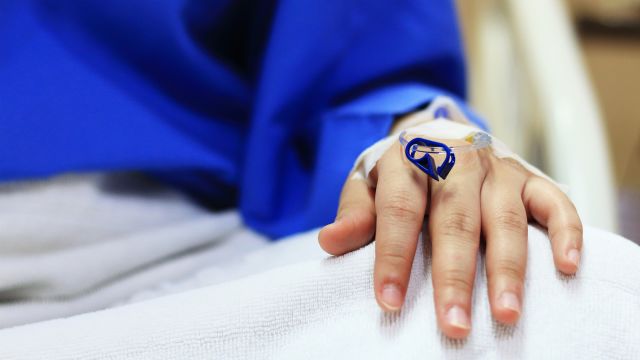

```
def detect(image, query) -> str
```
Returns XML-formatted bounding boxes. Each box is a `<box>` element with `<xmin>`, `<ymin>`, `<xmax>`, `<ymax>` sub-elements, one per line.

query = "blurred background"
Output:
<box><xmin>456</xmin><ymin>0</ymin><xmax>640</xmax><ymax>243</ymax></box>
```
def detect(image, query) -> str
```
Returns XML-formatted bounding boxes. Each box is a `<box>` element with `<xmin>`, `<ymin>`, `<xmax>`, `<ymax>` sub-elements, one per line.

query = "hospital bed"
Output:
<box><xmin>458</xmin><ymin>0</ymin><xmax>617</xmax><ymax>231</ymax></box>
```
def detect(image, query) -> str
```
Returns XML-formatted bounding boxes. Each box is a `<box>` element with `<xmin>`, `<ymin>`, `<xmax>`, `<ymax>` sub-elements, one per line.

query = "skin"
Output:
<box><xmin>318</xmin><ymin>137</ymin><xmax>583</xmax><ymax>339</ymax></box>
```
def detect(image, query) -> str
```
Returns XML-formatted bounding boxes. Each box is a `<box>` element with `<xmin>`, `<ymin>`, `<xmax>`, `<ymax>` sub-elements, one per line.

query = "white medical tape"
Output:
<box><xmin>350</xmin><ymin>96</ymin><xmax>560</xmax><ymax>189</ymax></box>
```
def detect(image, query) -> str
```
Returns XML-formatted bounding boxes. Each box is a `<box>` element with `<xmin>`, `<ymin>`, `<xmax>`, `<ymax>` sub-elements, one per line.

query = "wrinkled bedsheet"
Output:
<box><xmin>0</xmin><ymin>174</ymin><xmax>638</xmax><ymax>359</ymax></box>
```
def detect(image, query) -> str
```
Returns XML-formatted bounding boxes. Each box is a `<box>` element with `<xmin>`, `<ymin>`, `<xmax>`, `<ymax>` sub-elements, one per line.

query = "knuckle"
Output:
<box><xmin>454</xmin><ymin>150</ymin><xmax>480</xmax><ymax>167</ymax></box>
<box><xmin>381</xmin><ymin>191</ymin><xmax>421</xmax><ymax>224</ymax></box>
<box><xmin>489</xmin><ymin>258</ymin><xmax>524</xmax><ymax>282</ymax></box>
<box><xmin>440</xmin><ymin>210</ymin><xmax>478</xmax><ymax>239</ymax></box>
<box><xmin>567</xmin><ymin>221</ymin><xmax>584</xmax><ymax>235</ymax></box>
<box><xmin>336</xmin><ymin>202</ymin><xmax>352</xmax><ymax>217</ymax></box>
<box><xmin>440</xmin><ymin>268</ymin><xmax>474</xmax><ymax>294</ymax></box>
<box><xmin>342</xmin><ymin>211</ymin><xmax>370</xmax><ymax>233</ymax></box>
<box><xmin>337</xmin><ymin>200</ymin><xmax>364</xmax><ymax>217</ymax></box>
<box><xmin>378</xmin><ymin>245</ymin><xmax>413</xmax><ymax>269</ymax></box>
<box><xmin>494</xmin><ymin>209</ymin><xmax>527</xmax><ymax>234</ymax></box>
<box><xmin>549</xmin><ymin>221</ymin><xmax>584</xmax><ymax>242</ymax></box>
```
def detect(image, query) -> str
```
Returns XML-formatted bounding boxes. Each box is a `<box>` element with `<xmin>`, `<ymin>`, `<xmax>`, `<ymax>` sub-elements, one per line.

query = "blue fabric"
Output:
<box><xmin>0</xmin><ymin>0</ymin><xmax>484</xmax><ymax>238</ymax></box>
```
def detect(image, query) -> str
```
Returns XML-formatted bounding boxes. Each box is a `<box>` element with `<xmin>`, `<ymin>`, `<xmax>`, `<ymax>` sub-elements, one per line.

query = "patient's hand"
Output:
<box><xmin>318</xmin><ymin>139</ymin><xmax>582</xmax><ymax>339</ymax></box>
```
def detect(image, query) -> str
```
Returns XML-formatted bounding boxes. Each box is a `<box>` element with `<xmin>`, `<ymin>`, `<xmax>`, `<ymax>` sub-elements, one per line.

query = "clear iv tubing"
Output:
<box><xmin>398</xmin><ymin>130</ymin><xmax>492</xmax><ymax>155</ymax></box>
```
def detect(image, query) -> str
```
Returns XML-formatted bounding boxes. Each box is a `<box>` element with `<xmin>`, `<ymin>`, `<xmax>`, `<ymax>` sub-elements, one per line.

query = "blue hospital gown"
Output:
<box><xmin>0</xmin><ymin>0</ymin><xmax>485</xmax><ymax>238</ymax></box>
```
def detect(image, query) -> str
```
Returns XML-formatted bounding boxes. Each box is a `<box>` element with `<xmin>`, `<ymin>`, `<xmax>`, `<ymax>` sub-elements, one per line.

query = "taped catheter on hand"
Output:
<box><xmin>350</xmin><ymin>96</ymin><xmax>555</xmax><ymax>188</ymax></box>
<box><xmin>398</xmin><ymin>130</ymin><xmax>492</xmax><ymax>181</ymax></box>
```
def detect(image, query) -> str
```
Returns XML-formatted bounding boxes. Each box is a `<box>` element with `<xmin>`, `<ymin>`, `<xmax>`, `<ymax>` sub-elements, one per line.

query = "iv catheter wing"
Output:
<box><xmin>404</xmin><ymin>138</ymin><xmax>455</xmax><ymax>181</ymax></box>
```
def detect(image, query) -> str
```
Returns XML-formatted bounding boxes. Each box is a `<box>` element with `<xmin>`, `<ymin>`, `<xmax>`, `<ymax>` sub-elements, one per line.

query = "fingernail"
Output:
<box><xmin>445</xmin><ymin>305</ymin><xmax>471</xmax><ymax>330</ymax></box>
<box><xmin>498</xmin><ymin>291</ymin><xmax>521</xmax><ymax>313</ymax></box>
<box><xmin>567</xmin><ymin>248</ymin><xmax>581</xmax><ymax>268</ymax></box>
<box><xmin>380</xmin><ymin>284</ymin><xmax>403</xmax><ymax>311</ymax></box>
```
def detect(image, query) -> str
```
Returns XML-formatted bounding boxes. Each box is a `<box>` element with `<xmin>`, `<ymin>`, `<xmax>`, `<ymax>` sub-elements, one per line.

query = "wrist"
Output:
<box><xmin>389</xmin><ymin>98</ymin><xmax>481</xmax><ymax>135</ymax></box>
<box><xmin>389</xmin><ymin>110</ymin><xmax>435</xmax><ymax>135</ymax></box>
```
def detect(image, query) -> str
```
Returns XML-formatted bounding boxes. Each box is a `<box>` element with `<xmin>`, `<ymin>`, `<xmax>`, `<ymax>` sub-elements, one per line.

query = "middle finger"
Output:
<box><xmin>429</xmin><ymin>151</ymin><xmax>484</xmax><ymax>339</ymax></box>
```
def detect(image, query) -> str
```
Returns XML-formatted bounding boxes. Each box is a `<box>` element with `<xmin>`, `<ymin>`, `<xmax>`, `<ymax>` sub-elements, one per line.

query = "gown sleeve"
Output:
<box><xmin>0</xmin><ymin>0</ymin><xmax>488</xmax><ymax>239</ymax></box>
<box><xmin>240</xmin><ymin>0</ymin><xmax>488</xmax><ymax>238</ymax></box>
<box><xmin>244</xmin><ymin>83</ymin><xmax>487</xmax><ymax>238</ymax></box>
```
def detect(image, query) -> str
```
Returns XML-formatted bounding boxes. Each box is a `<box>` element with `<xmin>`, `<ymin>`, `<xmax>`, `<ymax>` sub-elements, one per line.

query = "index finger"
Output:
<box><xmin>374</xmin><ymin>143</ymin><xmax>429</xmax><ymax>311</ymax></box>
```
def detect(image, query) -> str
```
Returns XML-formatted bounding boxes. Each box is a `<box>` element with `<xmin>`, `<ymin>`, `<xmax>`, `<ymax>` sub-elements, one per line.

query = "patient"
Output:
<box><xmin>0</xmin><ymin>0</ymin><xmax>582</xmax><ymax>341</ymax></box>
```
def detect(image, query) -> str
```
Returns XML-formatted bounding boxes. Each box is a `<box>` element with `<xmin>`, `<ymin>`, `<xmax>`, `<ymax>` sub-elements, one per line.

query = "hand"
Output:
<box><xmin>318</xmin><ymin>137</ymin><xmax>582</xmax><ymax>339</ymax></box>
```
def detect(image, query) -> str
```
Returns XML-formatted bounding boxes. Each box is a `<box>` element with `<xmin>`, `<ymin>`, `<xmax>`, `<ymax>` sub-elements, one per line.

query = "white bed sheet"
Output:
<box><xmin>0</xmin><ymin>174</ymin><xmax>638</xmax><ymax>359</ymax></box>
<box><xmin>0</xmin><ymin>228</ymin><xmax>639</xmax><ymax>359</ymax></box>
